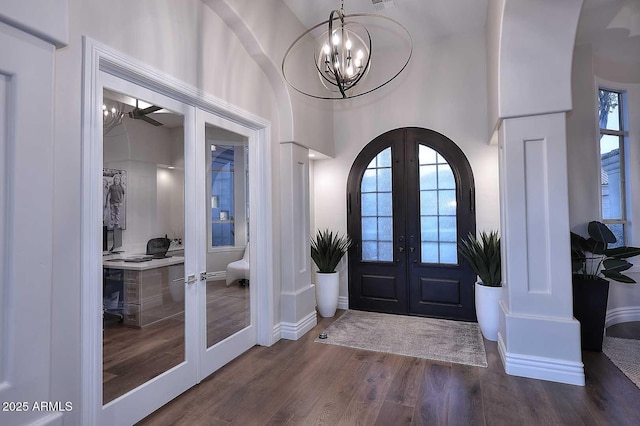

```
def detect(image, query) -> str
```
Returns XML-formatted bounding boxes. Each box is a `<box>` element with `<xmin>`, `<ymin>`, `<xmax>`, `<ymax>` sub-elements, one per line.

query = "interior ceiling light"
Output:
<box><xmin>102</xmin><ymin>100</ymin><xmax>124</xmax><ymax>135</ymax></box>
<box><xmin>282</xmin><ymin>0</ymin><xmax>412</xmax><ymax>100</ymax></box>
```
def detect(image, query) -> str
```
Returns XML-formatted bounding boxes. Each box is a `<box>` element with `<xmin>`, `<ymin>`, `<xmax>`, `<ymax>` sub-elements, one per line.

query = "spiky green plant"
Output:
<box><xmin>311</xmin><ymin>229</ymin><xmax>353</xmax><ymax>273</ymax></box>
<box><xmin>458</xmin><ymin>231</ymin><xmax>501</xmax><ymax>287</ymax></box>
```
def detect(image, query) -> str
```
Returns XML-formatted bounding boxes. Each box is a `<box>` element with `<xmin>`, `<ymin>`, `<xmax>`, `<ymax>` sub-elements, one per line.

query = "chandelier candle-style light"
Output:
<box><xmin>282</xmin><ymin>0</ymin><xmax>412</xmax><ymax>100</ymax></box>
<box><xmin>102</xmin><ymin>100</ymin><xmax>124</xmax><ymax>135</ymax></box>
<box><xmin>317</xmin><ymin>6</ymin><xmax>371</xmax><ymax>97</ymax></box>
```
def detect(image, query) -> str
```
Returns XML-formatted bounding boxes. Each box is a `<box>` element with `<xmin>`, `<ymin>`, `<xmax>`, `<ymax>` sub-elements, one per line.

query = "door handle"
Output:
<box><xmin>398</xmin><ymin>246</ymin><xmax>404</xmax><ymax>253</ymax></box>
<box><xmin>200</xmin><ymin>271</ymin><xmax>225</xmax><ymax>281</ymax></box>
<box><xmin>409</xmin><ymin>247</ymin><xmax>415</xmax><ymax>252</ymax></box>
<box><xmin>172</xmin><ymin>274</ymin><xmax>197</xmax><ymax>285</ymax></box>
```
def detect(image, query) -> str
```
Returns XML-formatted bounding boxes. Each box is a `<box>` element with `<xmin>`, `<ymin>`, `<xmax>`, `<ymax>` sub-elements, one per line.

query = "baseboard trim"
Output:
<box><xmin>498</xmin><ymin>334</ymin><xmax>585</xmax><ymax>386</ymax></box>
<box><xmin>605</xmin><ymin>307</ymin><xmax>640</xmax><ymax>328</ymax></box>
<box><xmin>29</xmin><ymin>413</ymin><xmax>64</xmax><ymax>426</ymax></box>
<box><xmin>338</xmin><ymin>296</ymin><xmax>349</xmax><ymax>310</ymax></box>
<box><xmin>280</xmin><ymin>311</ymin><xmax>317</xmax><ymax>340</ymax></box>
<box><xmin>272</xmin><ymin>323</ymin><xmax>282</xmax><ymax>343</ymax></box>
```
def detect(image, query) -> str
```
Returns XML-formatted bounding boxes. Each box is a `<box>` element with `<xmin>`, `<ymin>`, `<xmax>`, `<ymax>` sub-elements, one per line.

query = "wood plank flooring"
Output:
<box><xmin>137</xmin><ymin>312</ymin><xmax>640</xmax><ymax>425</ymax></box>
<box><xmin>103</xmin><ymin>280</ymin><xmax>248</xmax><ymax>403</ymax></box>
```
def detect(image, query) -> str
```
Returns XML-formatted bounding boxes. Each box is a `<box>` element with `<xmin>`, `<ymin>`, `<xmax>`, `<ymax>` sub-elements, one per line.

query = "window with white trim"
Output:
<box><xmin>208</xmin><ymin>141</ymin><xmax>249</xmax><ymax>249</ymax></box>
<box><xmin>598</xmin><ymin>88</ymin><xmax>627</xmax><ymax>247</ymax></box>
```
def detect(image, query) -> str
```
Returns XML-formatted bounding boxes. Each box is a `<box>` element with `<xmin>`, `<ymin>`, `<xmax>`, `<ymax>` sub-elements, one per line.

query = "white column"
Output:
<box><xmin>279</xmin><ymin>142</ymin><xmax>317</xmax><ymax>339</ymax></box>
<box><xmin>0</xmin><ymin>22</ymin><xmax>59</xmax><ymax>425</ymax></box>
<box><xmin>498</xmin><ymin>112</ymin><xmax>585</xmax><ymax>386</ymax></box>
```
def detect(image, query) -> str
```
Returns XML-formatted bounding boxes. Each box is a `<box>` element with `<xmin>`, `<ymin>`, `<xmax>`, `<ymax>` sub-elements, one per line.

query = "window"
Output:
<box><xmin>598</xmin><ymin>88</ymin><xmax>627</xmax><ymax>247</ymax></box>
<box><xmin>209</xmin><ymin>143</ymin><xmax>248</xmax><ymax>248</ymax></box>
<box><xmin>361</xmin><ymin>147</ymin><xmax>393</xmax><ymax>261</ymax></box>
<box><xmin>418</xmin><ymin>145</ymin><xmax>457</xmax><ymax>264</ymax></box>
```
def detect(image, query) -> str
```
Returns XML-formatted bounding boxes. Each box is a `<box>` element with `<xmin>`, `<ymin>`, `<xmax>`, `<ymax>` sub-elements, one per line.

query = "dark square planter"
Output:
<box><xmin>572</xmin><ymin>276</ymin><xmax>609</xmax><ymax>352</ymax></box>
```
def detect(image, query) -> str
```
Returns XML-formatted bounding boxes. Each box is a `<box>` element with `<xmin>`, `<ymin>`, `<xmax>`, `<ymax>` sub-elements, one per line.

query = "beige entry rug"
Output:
<box><xmin>603</xmin><ymin>336</ymin><xmax>640</xmax><ymax>388</ymax></box>
<box><xmin>315</xmin><ymin>310</ymin><xmax>487</xmax><ymax>367</ymax></box>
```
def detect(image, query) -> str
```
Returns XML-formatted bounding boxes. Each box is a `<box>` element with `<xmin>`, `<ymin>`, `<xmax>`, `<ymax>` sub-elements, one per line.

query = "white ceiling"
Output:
<box><xmin>577</xmin><ymin>0</ymin><xmax>640</xmax><ymax>65</ymax></box>
<box><xmin>282</xmin><ymin>0</ymin><xmax>488</xmax><ymax>41</ymax></box>
<box><xmin>283</xmin><ymin>0</ymin><xmax>640</xmax><ymax>65</ymax></box>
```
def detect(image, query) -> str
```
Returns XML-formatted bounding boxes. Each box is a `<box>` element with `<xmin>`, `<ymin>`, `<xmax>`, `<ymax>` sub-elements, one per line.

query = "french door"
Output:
<box><xmin>196</xmin><ymin>109</ymin><xmax>256</xmax><ymax>378</ymax></box>
<box><xmin>347</xmin><ymin>128</ymin><xmax>477</xmax><ymax>321</ymax></box>
<box><xmin>100</xmin><ymin>73</ymin><xmax>198</xmax><ymax>425</ymax></box>
<box><xmin>98</xmin><ymin>74</ymin><xmax>256</xmax><ymax>424</ymax></box>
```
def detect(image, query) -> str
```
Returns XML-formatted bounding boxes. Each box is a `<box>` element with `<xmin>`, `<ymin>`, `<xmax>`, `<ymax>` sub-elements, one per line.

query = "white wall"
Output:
<box><xmin>486</xmin><ymin>0</ymin><xmax>505</xmax><ymax>142</ymax></box>
<box><xmin>567</xmin><ymin>45</ymin><xmax>640</xmax><ymax>322</ymax></box>
<box><xmin>52</xmin><ymin>1</ymin><xmax>300</xmax><ymax>423</ymax></box>
<box><xmin>104</xmin><ymin>118</ymin><xmax>184</xmax><ymax>254</ymax></box>
<box><xmin>0</xmin><ymin>0</ymin><xmax>68</xmax><ymax>46</ymax></box>
<box><xmin>217</xmin><ymin>0</ymin><xmax>335</xmax><ymax>155</ymax></box>
<box><xmin>313</xmin><ymin>30</ymin><xmax>499</xmax><ymax>300</ymax></box>
<box><xmin>487</xmin><ymin>0</ymin><xmax>582</xmax><ymax>140</ymax></box>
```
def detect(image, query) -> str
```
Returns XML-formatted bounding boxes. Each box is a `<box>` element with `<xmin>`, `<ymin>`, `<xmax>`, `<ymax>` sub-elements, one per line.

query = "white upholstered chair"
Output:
<box><xmin>226</xmin><ymin>245</ymin><xmax>250</xmax><ymax>286</ymax></box>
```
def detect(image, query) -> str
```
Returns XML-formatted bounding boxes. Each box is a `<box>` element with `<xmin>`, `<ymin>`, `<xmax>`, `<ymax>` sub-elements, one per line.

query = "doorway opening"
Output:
<box><xmin>347</xmin><ymin>127</ymin><xmax>477</xmax><ymax>321</ymax></box>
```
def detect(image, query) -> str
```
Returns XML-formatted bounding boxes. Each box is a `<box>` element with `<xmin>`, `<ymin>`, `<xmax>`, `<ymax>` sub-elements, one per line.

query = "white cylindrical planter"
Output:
<box><xmin>315</xmin><ymin>272</ymin><xmax>339</xmax><ymax>318</ymax></box>
<box><xmin>475</xmin><ymin>282</ymin><xmax>502</xmax><ymax>341</ymax></box>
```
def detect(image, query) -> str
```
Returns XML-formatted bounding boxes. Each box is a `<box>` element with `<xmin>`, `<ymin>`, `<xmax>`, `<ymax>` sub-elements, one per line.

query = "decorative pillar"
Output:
<box><xmin>279</xmin><ymin>142</ymin><xmax>317</xmax><ymax>339</ymax></box>
<box><xmin>498</xmin><ymin>113</ymin><xmax>584</xmax><ymax>385</ymax></box>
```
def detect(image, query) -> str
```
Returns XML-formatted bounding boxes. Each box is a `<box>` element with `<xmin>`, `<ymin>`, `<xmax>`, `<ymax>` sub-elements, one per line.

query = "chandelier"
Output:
<box><xmin>282</xmin><ymin>1</ymin><xmax>412</xmax><ymax>100</ymax></box>
<box><xmin>102</xmin><ymin>100</ymin><xmax>124</xmax><ymax>135</ymax></box>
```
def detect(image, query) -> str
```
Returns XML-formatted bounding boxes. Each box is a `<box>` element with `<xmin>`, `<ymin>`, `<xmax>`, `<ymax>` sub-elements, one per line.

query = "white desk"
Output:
<box><xmin>103</xmin><ymin>255</ymin><xmax>184</xmax><ymax>271</ymax></box>
<box><xmin>103</xmin><ymin>256</ymin><xmax>185</xmax><ymax>328</ymax></box>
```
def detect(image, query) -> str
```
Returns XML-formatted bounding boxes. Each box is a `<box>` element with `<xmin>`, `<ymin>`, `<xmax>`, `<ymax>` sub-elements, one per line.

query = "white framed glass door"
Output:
<box><xmin>99</xmin><ymin>72</ymin><xmax>198</xmax><ymax>425</ymax></box>
<box><xmin>82</xmin><ymin>39</ymin><xmax>272</xmax><ymax>425</ymax></box>
<box><xmin>195</xmin><ymin>109</ymin><xmax>257</xmax><ymax>379</ymax></box>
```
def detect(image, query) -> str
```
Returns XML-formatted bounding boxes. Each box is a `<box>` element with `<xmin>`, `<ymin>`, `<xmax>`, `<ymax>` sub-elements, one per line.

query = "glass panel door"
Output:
<box><xmin>99</xmin><ymin>76</ymin><xmax>196</xmax><ymax>426</ymax></box>
<box><xmin>102</xmin><ymin>88</ymin><xmax>187</xmax><ymax>404</ymax></box>
<box><xmin>205</xmin><ymin>126</ymin><xmax>250</xmax><ymax>348</ymax></box>
<box><xmin>197</xmin><ymin>111</ymin><xmax>256</xmax><ymax>379</ymax></box>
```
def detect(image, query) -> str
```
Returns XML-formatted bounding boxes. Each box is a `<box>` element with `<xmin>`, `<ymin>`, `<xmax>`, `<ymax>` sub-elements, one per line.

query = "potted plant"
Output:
<box><xmin>458</xmin><ymin>231</ymin><xmax>502</xmax><ymax>341</ymax></box>
<box><xmin>311</xmin><ymin>229</ymin><xmax>352</xmax><ymax>317</ymax></box>
<box><xmin>571</xmin><ymin>221</ymin><xmax>640</xmax><ymax>351</ymax></box>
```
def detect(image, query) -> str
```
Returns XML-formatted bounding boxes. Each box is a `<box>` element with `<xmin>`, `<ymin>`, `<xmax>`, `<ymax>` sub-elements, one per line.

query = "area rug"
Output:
<box><xmin>315</xmin><ymin>310</ymin><xmax>487</xmax><ymax>367</ymax></box>
<box><xmin>603</xmin><ymin>336</ymin><xmax>640</xmax><ymax>388</ymax></box>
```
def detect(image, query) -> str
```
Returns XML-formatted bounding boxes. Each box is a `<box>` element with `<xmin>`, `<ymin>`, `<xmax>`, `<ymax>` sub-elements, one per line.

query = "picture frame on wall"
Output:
<box><xmin>103</xmin><ymin>168</ymin><xmax>127</xmax><ymax>230</ymax></box>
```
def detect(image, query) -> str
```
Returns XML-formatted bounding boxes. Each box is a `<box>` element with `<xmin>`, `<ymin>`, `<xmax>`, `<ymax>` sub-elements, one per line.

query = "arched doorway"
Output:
<box><xmin>347</xmin><ymin>127</ymin><xmax>477</xmax><ymax>320</ymax></box>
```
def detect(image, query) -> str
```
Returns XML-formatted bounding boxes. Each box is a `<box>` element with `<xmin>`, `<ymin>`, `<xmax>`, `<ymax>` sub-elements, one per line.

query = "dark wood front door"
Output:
<box><xmin>347</xmin><ymin>128</ymin><xmax>477</xmax><ymax>321</ymax></box>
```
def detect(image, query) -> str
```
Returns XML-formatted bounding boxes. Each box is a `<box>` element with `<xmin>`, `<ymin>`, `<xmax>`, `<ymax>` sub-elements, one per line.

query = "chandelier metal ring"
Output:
<box><xmin>282</xmin><ymin>13</ymin><xmax>413</xmax><ymax>100</ymax></box>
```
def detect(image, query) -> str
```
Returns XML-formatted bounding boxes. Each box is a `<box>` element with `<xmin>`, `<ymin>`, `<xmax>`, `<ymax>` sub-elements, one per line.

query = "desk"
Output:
<box><xmin>103</xmin><ymin>256</ymin><xmax>185</xmax><ymax>328</ymax></box>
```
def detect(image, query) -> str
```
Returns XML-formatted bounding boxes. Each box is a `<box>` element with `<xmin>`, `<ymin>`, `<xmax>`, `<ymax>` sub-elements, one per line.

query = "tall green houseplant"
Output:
<box><xmin>311</xmin><ymin>229</ymin><xmax>352</xmax><ymax>318</ymax></box>
<box><xmin>458</xmin><ymin>231</ymin><xmax>501</xmax><ymax>287</ymax></box>
<box><xmin>311</xmin><ymin>229</ymin><xmax>352</xmax><ymax>273</ymax></box>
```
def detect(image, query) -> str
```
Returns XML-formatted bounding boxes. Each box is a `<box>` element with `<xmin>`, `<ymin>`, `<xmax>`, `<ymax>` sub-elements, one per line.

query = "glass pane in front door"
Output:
<box><xmin>361</xmin><ymin>147</ymin><xmax>393</xmax><ymax>262</ymax></box>
<box><xmin>418</xmin><ymin>144</ymin><xmax>457</xmax><ymax>264</ymax></box>
<box><xmin>204</xmin><ymin>124</ymin><xmax>250</xmax><ymax>349</ymax></box>
<box><xmin>102</xmin><ymin>88</ymin><xmax>186</xmax><ymax>404</ymax></box>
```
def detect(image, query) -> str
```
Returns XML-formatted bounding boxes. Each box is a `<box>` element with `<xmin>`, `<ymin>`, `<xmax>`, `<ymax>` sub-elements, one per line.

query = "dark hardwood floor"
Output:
<box><xmin>103</xmin><ymin>280</ymin><xmax>248</xmax><ymax>403</ymax></box>
<box><xmin>606</xmin><ymin>320</ymin><xmax>640</xmax><ymax>340</ymax></box>
<box><xmin>136</xmin><ymin>312</ymin><xmax>640</xmax><ymax>425</ymax></box>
